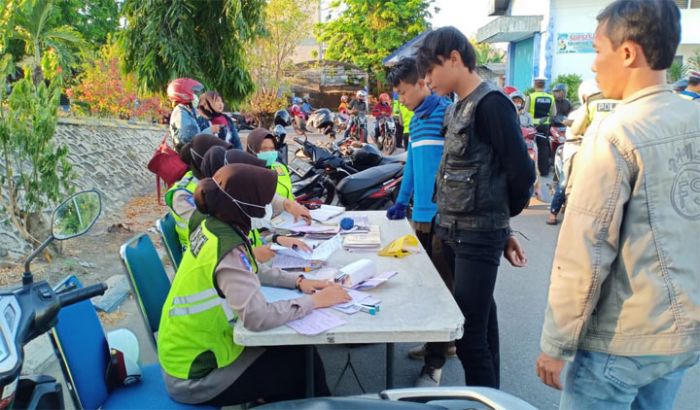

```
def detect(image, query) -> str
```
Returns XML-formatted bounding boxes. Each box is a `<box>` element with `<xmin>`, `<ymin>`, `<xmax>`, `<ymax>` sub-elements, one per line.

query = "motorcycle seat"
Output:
<box><xmin>336</xmin><ymin>163</ymin><xmax>403</xmax><ymax>195</ymax></box>
<box><xmin>381</xmin><ymin>151</ymin><xmax>407</xmax><ymax>164</ymax></box>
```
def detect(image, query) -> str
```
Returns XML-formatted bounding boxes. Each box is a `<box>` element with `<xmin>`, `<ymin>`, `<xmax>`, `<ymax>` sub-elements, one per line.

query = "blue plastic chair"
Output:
<box><xmin>49</xmin><ymin>276</ymin><xmax>214</xmax><ymax>409</ymax></box>
<box><xmin>157</xmin><ymin>213</ymin><xmax>183</xmax><ymax>270</ymax></box>
<box><xmin>120</xmin><ymin>233</ymin><xmax>171</xmax><ymax>348</ymax></box>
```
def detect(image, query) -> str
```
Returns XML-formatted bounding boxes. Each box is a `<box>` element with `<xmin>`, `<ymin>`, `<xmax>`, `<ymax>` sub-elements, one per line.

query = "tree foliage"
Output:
<box><xmin>0</xmin><ymin>56</ymin><xmax>74</xmax><ymax>244</ymax></box>
<box><xmin>3</xmin><ymin>0</ymin><xmax>85</xmax><ymax>85</ymax></box>
<box><xmin>71</xmin><ymin>42</ymin><xmax>168</xmax><ymax>121</ymax></box>
<box><xmin>55</xmin><ymin>0</ymin><xmax>120</xmax><ymax>47</ymax></box>
<box><xmin>248</xmin><ymin>0</ymin><xmax>315</xmax><ymax>92</ymax></box>
<box><xmin>471</xmin><ymin>38</ymin><xmax>505</xmax><ymax>65</ymax></box>
<box><xmin>119</xmin><ymin>0</ymin><xmax>266</xmax><ymax>105</ymax></box>
<box><xmin>315</xmin><ymin>0</ymin><xmax>435</xmax><ymax>84</ymax></box>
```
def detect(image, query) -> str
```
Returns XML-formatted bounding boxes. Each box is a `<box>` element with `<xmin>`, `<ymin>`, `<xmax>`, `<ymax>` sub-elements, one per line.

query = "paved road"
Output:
<box><xmin>317</xmin><ymin>186</ymin><xmax>700</xmax><ymax>409</ymax></box>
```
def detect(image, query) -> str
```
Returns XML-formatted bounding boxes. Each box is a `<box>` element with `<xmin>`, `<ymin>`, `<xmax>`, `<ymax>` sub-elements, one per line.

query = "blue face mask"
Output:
<box><xmin>257</xmin><ymin>151</ymin><xmax>278</xmax><ymax>166</ymax></box>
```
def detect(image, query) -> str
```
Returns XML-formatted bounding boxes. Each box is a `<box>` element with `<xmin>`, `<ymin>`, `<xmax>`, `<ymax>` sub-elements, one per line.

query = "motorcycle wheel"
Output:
<box><xmin>381</xmin><ymin>131</ymin><xmax>396</xmax><ymax>155</ymax></box>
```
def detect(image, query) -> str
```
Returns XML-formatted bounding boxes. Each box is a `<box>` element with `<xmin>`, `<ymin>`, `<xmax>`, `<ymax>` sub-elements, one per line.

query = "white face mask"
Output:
<box><xmin>215</xmin><ymin>183</ymin><xmax>266</xmax><ymax>220</ymax></box>
<box><xmin>251</xmin><ymin>204</ymin><xmax>274</xmax><ymax>230</ymax></box>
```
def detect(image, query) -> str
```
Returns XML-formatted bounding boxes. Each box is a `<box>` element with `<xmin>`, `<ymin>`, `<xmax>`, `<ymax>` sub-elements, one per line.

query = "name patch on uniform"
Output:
<box><xmin>190</xmin><ymin>226</ymin><xmax>207</xmax><ymax>257</ymax></box>
<box><xmin>239</xmin><ymin>252</ymin><xmax>253</xmax><ymax>271</ymax></box>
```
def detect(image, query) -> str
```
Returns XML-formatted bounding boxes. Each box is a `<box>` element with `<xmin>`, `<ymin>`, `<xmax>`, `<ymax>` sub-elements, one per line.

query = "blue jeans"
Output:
<box><xmin>550</xmin><ymin>184</ymin><xmax>566</xmax><ymax>214</ymax></box>
<box><xmin>561</xmin><ymin>350</ymin><xmax>700</xmax><ymax>410</ymax></box>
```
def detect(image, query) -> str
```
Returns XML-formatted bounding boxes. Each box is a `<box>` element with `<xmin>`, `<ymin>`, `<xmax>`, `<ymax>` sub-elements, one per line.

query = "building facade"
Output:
<box><xmin>477</xmin><ymin>0</ymin><xmax>700</xmax><ymax>91</ymax></box>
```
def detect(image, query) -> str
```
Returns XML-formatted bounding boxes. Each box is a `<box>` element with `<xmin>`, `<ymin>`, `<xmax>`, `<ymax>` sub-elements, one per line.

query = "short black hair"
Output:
<box><xmin>689</xmin><ymin>77</ymin><xmax>700</xmax><ymax>87</ymax></box>
<box><xmin>596</xmin><ymin>0</ymin><xmax>681</xmax><ymax>70</ymax></box>
<box><xmin>387</xmin><ymin>58</ymin><xmax>419</xmax><ymax>87</ymax></box>
<box><xmin>416</xmin><ymin>27</ymin><xmax>476</xmax><ymax>76</ymax></box>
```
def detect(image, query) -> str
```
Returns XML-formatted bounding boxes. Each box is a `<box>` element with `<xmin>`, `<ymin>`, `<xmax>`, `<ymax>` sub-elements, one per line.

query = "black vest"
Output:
<box><xmin>435</xmin><ymin>81</ymin><xmax>510</xmax><ymax>232</ymax></box>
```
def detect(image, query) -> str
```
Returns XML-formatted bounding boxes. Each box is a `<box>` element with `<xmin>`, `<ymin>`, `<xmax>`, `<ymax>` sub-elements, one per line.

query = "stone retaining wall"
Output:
<box><xmin>0</xmin><ymin>117</ymin><xmax>166</xmax><ymax>258</ymax></box>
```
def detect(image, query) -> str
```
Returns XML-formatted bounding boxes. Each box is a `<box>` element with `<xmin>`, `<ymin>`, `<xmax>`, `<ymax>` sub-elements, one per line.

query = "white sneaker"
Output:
<box><xmin>415</xmin><ymin>366</ymin><xmax>442</xmax><ymax>387</ymax></box>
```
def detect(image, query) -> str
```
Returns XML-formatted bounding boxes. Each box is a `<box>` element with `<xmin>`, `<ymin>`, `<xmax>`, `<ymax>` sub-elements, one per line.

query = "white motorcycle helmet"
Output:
<box><xmin>577</xmin><ymin>79</ymin><xmax>600</xmax><ymax>105</ymax></box>
<box><xmin>356</xmin><ymin>90</ymin><xmax>367</xmax><ymax>99</ymax></box>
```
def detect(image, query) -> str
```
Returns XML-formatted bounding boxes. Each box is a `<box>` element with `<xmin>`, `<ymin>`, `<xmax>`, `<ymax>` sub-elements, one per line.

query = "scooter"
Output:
<box><xmin>0</xmin><ymin>190</ymin><xmax>106</xmax><ymax>409</ymax></box>
<box><xmin>273</xmin><ymin>124</ymin><xmax>289</xmax><ymax>165</ymax></box>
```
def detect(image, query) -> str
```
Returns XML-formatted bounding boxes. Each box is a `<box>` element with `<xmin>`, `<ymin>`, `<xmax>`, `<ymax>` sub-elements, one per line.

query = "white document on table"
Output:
<box><xmin>335</xmin><ymin>259</ymin><xmax>376</xmax><ymax>287</ymax></box>
<box><xmin>271</xmin><ymin>212</ymin><xmax>340</xmax><ymax>234</ymax></box>
<box><xmin>309</xmin><ymin>205</ymin><xmax>345</xmax><ymax>222</ymax></box>
<box><xmin>332</xmin><ymin>289</ymin><xmax>381</xmax><ymax>315</ymax></box>
<box><xmin>286</xmin><ymin>309</ymin><xmax>347</xmax><ymax>335</ymax></box>
<box><xmin>271</xmin><ymin>234</ymin><xmax>342</xmax><ymax>261</ymax></box>
<box><xmin>352</xmin><ymin>271</ymin><xmax>399</xmax><ymax>290</ymax></box>
<box><xmin>270</xmin><ymin>254</ymin><xmax>313</xmax><ymax>269</ymax></box>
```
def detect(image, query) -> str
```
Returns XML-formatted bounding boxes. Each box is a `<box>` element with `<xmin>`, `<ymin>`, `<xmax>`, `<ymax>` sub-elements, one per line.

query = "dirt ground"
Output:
<box><xmin>0</xmin><ymin>193</ymin><xmax>170</xmax><ymax>290</ymax></box>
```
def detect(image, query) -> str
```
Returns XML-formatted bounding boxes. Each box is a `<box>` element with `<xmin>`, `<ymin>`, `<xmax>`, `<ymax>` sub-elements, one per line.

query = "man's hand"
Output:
<box><xmin>252</xmin><ymin>244</ymin><xmax>276</xmax><ymax>263</ymax></box>
<box><xmin>284</xmin><ymin>200</ymin><xmax>312</xmax><ymax>225</ymax></box>
<box><xmin>277</xmin><ymin>236</ymin><xmax>312</xmax><ymax>253</ymax></box>
<box><xmin>536</xmin><ymin>352</ymin><xmax>565</xmax><ymax>390</ymax></box>
<box><xmin>504</xmin><ymin>235</ymin><xmax>527</xmax><ymax>267</ymax></box>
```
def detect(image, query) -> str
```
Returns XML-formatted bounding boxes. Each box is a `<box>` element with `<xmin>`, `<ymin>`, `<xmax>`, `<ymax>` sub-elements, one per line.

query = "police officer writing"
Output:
<box><xmin>157</xmin><ymin>164</ymin><xmax>350</xmax><ymax>406</ymax></box>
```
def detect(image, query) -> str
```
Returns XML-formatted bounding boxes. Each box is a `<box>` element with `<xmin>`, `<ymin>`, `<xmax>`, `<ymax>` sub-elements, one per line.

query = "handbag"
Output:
<box><xmin>147</xmin><ymin>134</ymin><xmax>188</xmax><ymax>204</ymax></box>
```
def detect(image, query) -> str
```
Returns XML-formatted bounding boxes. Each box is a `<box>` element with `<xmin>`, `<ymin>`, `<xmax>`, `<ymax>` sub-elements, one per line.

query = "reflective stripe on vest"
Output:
<box><xmin>528</xmin><ymin>91</ymin><xmax>554</xmax><ymax>125</ymax></box>
<box><xmin>158</xmin><ymin>216</ymin><xmax>254</xmax><ymax>380</ymax></box>
<box><xmin>164</xmin><ymin>171</ymin><xmax>198</xmax><ymax>248</ymax></box>
<box><xmin>272</xmin><ymin>162</ymin><xmax>294</xmax><ymax>200</ymax></box>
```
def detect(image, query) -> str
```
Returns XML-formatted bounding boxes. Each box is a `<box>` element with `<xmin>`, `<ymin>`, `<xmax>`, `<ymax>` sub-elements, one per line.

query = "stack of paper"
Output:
<box><xmin>333</xmin><ymin>289</ymin><xmax>382</xmax><ymax>315</ymax></box>
<box><xmin>260</xmin><ymin>286</ymin><xmax>347</xmax><ymax>335</ymax></box>
<box><xmin>309</xmin><ymin>205</ymin><xmax>345</xmax><ymax>222</ymax></box>
<box><xmin>271</xmin><ymin>212</ymin><xmax>340</xmax><ymax>236</ymax></box>
<box><xmin>334</xmin><ymin>259</ymin><xmax>376</xmax><ymax>287</ymax></box>
<box><xmin>270</xmin><ymin>234</ymin><xmax>342</xmax><ymax>268</ymax></box>
<box><xmin>342</xmin><ymin>225</ymin><xmax>381</xmax><ymax>250</ymax></box>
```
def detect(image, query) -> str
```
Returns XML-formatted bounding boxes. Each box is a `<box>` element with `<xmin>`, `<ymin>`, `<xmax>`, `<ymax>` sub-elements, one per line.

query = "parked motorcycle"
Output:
<box><xmin>290</xmin><ymin>136</ymin><xmax>404</xmax><ymax>209</ymax></box>
<box><xmin>0</xmin><ymin>190</ymin><xmax>106</xmax><ymax>409</ymax></box>
<box><xmin>307</xmin><ymin>108</ymin><xmax>337</xmax><ymax>138</ymax></box>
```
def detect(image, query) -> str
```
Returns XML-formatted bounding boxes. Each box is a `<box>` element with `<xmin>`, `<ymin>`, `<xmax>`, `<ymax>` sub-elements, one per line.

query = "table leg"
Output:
<box><xmin>305</xmin><ymin>345</ymin><xmax>315</xmax><ymax>398</ymax></box>
<box><xmin>386</xmin><ymin>342</ymin><xmax>395</xmax><ymax>389</ymax></box>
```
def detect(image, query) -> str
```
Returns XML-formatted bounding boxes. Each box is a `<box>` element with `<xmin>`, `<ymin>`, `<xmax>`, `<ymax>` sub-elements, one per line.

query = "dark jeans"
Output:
<box><xmin>550</xmin><ymin>183</ymin><xmax>566</xmax><ymax>214</ymax></box>
<box><xmin>437</xmin><ymin>226</ymin><xmax>508</xmax><ymax>388</ymax></box>
<box><xmin>415</xmin><ymin>221</ymin><xmax>455</xmax><ymax>369</ymax></box>
<box><xmin>536</xmin><ymin>124</ymin><xmax>551</xmax><ymax>176</ymax></box>
<box><xmin>204</xmin><ymin>346</ymin><xmax>330</xmax><ymax>406</ymax></box>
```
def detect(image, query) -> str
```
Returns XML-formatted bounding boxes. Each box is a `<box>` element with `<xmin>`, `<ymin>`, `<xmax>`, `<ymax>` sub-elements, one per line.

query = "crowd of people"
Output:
<box><xmin>155</xmin><ymin>0</ymin><xmax>699</xmax><ymax>408</ymax></box>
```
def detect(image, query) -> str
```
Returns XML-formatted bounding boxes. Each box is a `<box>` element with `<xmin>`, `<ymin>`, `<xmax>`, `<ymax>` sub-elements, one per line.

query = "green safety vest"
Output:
<box><xmin>271</xmin><ymin>162</ymin><xmax>294</xmax><ymax>200</ymax></box>
<box><xmin>248</xmin><ymin>228</ymin><xmax>263</xmax><ymax>248</ymax></box>
<box><xmin>158</xmin><ymin>211</ymin><xmax>258</xmax><ymax>380</ymax></box>
<box><xmin>528</xmin><ymin>91</ymin><xmax>555</xmax><ymax>126</ymax></box>
<box><xmin>164</xmin><ymin>171</ymin><xmax>198</xmax><ymax>250</ymax></box>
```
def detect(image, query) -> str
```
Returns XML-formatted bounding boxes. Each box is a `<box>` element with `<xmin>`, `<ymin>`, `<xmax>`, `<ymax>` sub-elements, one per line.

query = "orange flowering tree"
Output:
<box><xmin>71</xmin><ymin>43</ymin><xmax>169</xmax><ymax>121</ymax></box>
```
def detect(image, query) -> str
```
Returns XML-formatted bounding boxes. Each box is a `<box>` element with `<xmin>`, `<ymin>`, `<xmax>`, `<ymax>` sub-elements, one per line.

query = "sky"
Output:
<box><xmin>430</xmin><ymin>0</ymin><xmax>495</xmax><ymax>38</ymax></box>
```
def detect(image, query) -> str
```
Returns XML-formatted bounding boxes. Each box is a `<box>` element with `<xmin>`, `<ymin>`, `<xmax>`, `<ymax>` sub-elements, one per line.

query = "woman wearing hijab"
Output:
<box><xmin>197</xmin><ymin>91</ymin><xmax>243</xmax><ymax>149</ymax></box>
<box><xmin>200</xmin><ymin>147</ymin><xmax>312</xmax><ymax>261</ymax></box>
<box><xmin>246</xmin><ymin>127</ymin><xmax>294</xmax><ymax>200</ymax></box>
<box><xmin>158</xmin><ymin>164</ymin><xmax>350</xmax><ymax>406</ymax></box>
<box><xmin>166</xmin><ymin>134</ymin><xmax>232</xmax><ymax>250</ymax></box>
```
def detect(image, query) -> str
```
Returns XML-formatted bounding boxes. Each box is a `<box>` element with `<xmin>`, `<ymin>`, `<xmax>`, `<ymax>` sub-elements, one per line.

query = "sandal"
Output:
<box><xmin>546</xmin><ymin>213</ymin><xmax>558</xmax><ymax>225</ymax></box>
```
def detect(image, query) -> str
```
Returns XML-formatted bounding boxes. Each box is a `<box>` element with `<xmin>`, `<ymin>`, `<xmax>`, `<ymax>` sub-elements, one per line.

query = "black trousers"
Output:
<box><xmin>535</xmin><ymin>124</ymin><xmax>551</xmax><ymax>176</ymax></box>
<box><xmin>437</xmin><ymin>226</ymin><xmax>508</xmax><ymax>388</ymax></box>
<box><xmin>415</xmin><ymin>222</ymin><xmax>455</xmax><ymax>369</ymax></box>
<box><xmin>204</xmin><ymin>346</ymin><xmax>330</xmax><ymax>406</ymax></box>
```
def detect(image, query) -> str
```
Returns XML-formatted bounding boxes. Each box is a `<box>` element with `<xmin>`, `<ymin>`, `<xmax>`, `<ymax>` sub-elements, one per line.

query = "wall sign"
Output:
<box><xmin>557</xmin><ymin>33</ymin><xmax>594</xmax><ymax>54</ymax></box>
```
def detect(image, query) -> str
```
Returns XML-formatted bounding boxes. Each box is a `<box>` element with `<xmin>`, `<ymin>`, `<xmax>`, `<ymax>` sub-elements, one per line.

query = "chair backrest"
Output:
<box><xmin>158</xmin><ymin>213</ymin><xmax>183</xmax><ymax>270</ymax></box>
<box><xmin>50</xmin><ymin>276</ymin><xmax>110</xmax><ymax>410</ymax></box>
<box><xmin>119</xmin><ymin>233</ymin><xmax>171</xmax><ymax>347</ymax></box>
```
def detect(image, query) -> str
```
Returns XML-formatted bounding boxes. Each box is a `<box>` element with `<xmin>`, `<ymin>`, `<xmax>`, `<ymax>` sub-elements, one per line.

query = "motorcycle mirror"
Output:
<box><xmin>52</xmin><ymin>190</ymin><xmax>102</xmax><ymax>240</ymax></box>
<box><xmin>23</xmin><ymin>190</ymin><xmax>102</xmax><ymax>285</ymax></box>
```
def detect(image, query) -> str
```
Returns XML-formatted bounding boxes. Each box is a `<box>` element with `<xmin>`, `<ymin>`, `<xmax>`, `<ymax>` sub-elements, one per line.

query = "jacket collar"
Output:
<box><xmin>622</xmin><ymin>84</ymin><xmax>673</xmax><ymax>105</ymax></box>
<box><xmin>414</xmin><ymin>93</ymin><xmax>441</xmax><ymax>118</ymax></box>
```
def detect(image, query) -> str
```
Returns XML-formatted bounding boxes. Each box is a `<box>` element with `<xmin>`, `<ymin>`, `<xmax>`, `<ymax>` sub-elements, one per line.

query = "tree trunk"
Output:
<box><xmin>25</xmin><ymin>211</ymin><xmax>62</xmax><ymax>258</ymax></box>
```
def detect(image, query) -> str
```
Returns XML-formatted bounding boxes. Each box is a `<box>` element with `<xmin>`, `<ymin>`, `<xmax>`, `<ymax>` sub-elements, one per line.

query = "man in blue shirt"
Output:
<box><xmin>679</xmin><ymin>71</ymin><xmax>700</xmax><ymax>101</ymax></box>
<box><xmin>385</xmin><ymin>57</ymin><xmax>455</xmax><ymax>387</ymax></box>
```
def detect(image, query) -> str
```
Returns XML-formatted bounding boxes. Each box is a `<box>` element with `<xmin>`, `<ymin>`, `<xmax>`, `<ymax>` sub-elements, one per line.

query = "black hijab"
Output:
<box><xmin>200</xmin><ymin>146</ymin><xmax>266</xmax><ymax>178</ymax></box>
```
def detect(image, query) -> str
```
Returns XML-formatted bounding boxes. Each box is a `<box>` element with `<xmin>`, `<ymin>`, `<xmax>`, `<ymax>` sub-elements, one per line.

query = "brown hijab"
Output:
<box><xmin>194</xmin><ymin>163</ymin><xmax>277</xmax><ymax>234</ymax></box>
<box><xmin>200</xmin><ymin>146</ymin><xmax>265</xmax><ymax>178</ymax></box>
<box><xmin>179</xmin><ymin>134</ymin><xmax>232</xmax><ymax>178</ymax></box>
<box><xmin>246</xmin><ymin>127</ymin><xmax>275</xmax><ymax>154</ymax></box>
